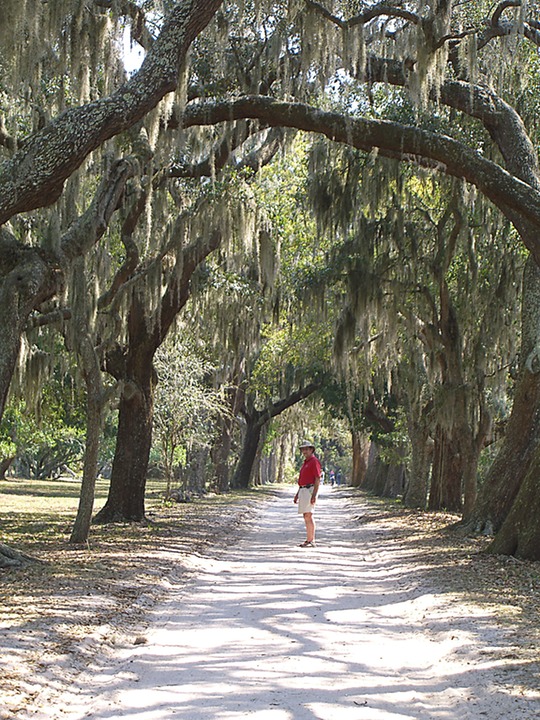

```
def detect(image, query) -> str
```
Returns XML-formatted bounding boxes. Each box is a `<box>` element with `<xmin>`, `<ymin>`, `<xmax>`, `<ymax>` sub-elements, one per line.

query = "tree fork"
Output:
<box><xmin>183</xmin><ymin>96</ymin><xmax>540</xmax><ymax>261</ymax></box>
<box><xmin>0</xmin><ymin>0</ymin><xmax>224</xmax><ymax>224</ymax></box>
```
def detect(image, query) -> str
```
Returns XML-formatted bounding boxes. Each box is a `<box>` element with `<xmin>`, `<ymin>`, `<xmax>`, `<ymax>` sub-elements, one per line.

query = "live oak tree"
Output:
<box><xmin>283</xmin><ymin>139</ymin><xmax>521</xmax><ymax>515</ymax></box>
<box><xmin>183</xmin><ymin>208</ymin><xmax>326</xmax><ymax>491</ymax></box>
<box><xmin>231</xmin><ymin>325</ymin><xmax>326</xmax><ymax>489</ymax></box>
<box><xmin>92</xmin><ymin>122</ymin><xmax>286</xmax><ymax>521</ymax></box>
<box><xmin>0</xmin><ymin>0</ymin><xmax>223</xmax><ymax>423</ymax></box>
<box><xmin>3</xmin><ymin>0</ymin><xmax>540</xmax><ymax>560</ymax></box>
<box><xmin>0</xmin><ymin>1</ymin><xmax>280</xmax><ymax>536</ymax></box>
<box><xmin>0</xmin><ymin>0</ymin><xmax>225</xmax><ymax>562</ymax></box>
<box><xmin>179</xmin><ymin>0</ymin><xmax>540</xmax><ymax>558</ymax></box>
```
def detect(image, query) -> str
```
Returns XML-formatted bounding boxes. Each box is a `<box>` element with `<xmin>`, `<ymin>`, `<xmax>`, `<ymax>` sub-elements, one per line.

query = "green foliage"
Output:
<box><xmin>249</xmin><ymin>323</ymin><xmax>331</xmax><ymax>401</ymax></box>
<box><xmin>17</xmin><ymin>427</ymin><xmax>85</xmax><ymax>480</ymax></box>
<box><xmin>153</xmin><ymin>335</ymin><xmax>231</xmax><ymax>492</ymax></box>
<box><xmin>1</xmin><ymin>355</ymin><xmax>88</xmax><ymax>479</ymax></box>
<box><xmin>0</xmin><ymin>398</ymin><xmax>84</xmax><ymax>480</ymax></box>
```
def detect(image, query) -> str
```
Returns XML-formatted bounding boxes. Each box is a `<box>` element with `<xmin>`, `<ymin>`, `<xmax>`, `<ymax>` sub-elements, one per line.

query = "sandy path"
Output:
<box><xmin>26</xmin><ymin>487</ymin><xmax>536</xmax><ymax>719</ymax></box>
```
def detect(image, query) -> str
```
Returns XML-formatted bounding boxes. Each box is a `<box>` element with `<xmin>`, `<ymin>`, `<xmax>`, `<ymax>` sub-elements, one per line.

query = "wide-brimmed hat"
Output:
<box><xmin>299</xmin><ymin>440</ymin><xmax>315</xmax><ymax>449</ymax></box>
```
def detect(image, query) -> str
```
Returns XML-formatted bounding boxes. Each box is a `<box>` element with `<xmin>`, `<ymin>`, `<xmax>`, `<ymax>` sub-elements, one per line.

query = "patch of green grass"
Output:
<box><xmin>0</xmin><ymin>477</ymin><xmax>276</xmax><ymax>554</ymax></box>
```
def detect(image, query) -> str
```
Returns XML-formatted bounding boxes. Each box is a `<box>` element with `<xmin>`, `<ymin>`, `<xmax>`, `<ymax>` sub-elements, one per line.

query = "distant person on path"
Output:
<box><xmin>294</xmin><ymin>440</ymin><xmax>321</xmax><ymax>547</ymax></box>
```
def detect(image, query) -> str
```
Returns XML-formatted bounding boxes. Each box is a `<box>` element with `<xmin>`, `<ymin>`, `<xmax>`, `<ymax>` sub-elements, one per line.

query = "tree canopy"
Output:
<box><xmin>2</xmin><ymin>0</ymin><xmax>540</xmax><ymax>559</ymax></box>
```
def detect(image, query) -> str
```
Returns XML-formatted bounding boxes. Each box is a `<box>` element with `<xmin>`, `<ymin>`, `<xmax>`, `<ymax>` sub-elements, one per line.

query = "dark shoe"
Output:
<box><xmin>299</xmin><ymin>540</ymin><xmax>315</xmax><ymax>547</ymax></box>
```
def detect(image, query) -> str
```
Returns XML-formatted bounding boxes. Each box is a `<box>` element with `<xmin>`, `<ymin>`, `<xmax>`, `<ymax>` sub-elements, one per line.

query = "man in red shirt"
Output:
<box><xmin>294</xmin><ymin>440</ymin><xmax>322</xmax><ymax>547</ymax></box>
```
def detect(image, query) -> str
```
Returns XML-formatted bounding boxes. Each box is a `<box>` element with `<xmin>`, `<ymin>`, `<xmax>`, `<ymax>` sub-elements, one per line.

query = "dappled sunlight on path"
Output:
<box><xmin>26</xmin><ymin>487</ymin><xmax>538</xmax><ymax>720</ymax></box>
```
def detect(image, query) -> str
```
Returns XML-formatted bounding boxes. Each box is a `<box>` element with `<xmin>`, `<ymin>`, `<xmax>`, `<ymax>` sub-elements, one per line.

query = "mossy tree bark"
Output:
<box><xmin>465</xmin><ymin>258</ymin><xmax>540</xmax><ymax>535</ymax></box>
<box><xmin>487</xmin><ymin>441</ymin><xmax>540</xmax><ymax>560</ymax></box>
<box><xmin>428</xmin><ymin>427</ymin><xmax>464</xmax><ymax>512</ymax></box>
<box><xmin>403</xmin><ymin>403</ymin><xmax>432</xmax><ymax>510</ymax></box>
<box><xmin>0</xmin><ymin>0</ymin><xmax>224</xmax><ymax>224</ymax></box>
<box><xmin>94</xmin><ymin>323</ymin><xmax>156</xmax><ymax>523</ymax></box>
<box><xmin>349</xmin><ymin>430</ymin><xmax>369</xmax><ymax>488</ymax></box>
<box><xmin>231</xmin><ymin>383</ymin><xmax>321</xmax><ymax>489</ymax></box>
<box><xmin>95</xmin><ymin>232</ymin><xmax>221</xmax><ymax>523</ymax></box>
<box><xmin>0</xmin><ymin>1</ymin><xmax>223</xmax><ymax>423</ymax></box>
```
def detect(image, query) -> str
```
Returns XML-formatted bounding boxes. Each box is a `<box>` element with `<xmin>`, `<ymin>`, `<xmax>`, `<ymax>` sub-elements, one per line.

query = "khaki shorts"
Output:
<box><xmin>297</xmin><ymin>486</ymin><xmax>316</xmax><ymax>514</ymax></box>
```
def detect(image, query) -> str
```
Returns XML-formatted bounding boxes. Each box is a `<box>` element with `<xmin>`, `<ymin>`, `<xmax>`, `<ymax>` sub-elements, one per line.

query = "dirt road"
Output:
<box><xmin>24</xmin><ymin>487</ymin><xmax>538</xmax><ymax>719</ymax></box>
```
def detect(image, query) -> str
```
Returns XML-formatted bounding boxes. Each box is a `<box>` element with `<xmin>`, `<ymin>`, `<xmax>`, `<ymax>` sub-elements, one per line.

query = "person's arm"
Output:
<box><xmin>311</xmin><ymin>476</ymin><xmax>320</xmax><ymax>504</ymax></box>
<box><xmin>294</xmin><ymin>490</ymin><xmax>299</xmax><ymax>504</ymax></box>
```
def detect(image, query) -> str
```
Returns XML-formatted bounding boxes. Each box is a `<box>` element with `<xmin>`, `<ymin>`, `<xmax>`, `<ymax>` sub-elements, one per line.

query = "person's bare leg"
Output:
<box><xmin>303</xmin><ymin>512</ymin><xmax>315</xmax><ymax>543</ymax></box>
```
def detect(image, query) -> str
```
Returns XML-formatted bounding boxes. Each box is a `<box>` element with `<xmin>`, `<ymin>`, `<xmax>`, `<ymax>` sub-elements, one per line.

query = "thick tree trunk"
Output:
<box><xmin>94</xmin><ymin>291</ymin><xmax>156</xmax><ymax>524</ymax></box>
<box><xmin>231</xmin><ymin>417</ymin><xmax>263</xmax><ymax>489</ymax></box>
<box><xmin>467</xmin><ymin>259</ymin><xmax>540</xmax><ymax>533</ymax></box>
<box><xmin>403</xmin><ymin>411</ymin><xmax>432</xmax><ymax>509</ymax></box>
<box><xmin>253</xmin><ymin>424</ymin><xmax>270</xmax><ymax>486</ymax></box>
<box><xmin>428</xmin><ymin>418</ymin><xmax>486</xmax><ymax>515</ymax></box>
<box><xmin>461</xmin><ymin>402</ymin><xmax>491</xmax><ymax>521</ymax></box>
<box><xmin>425</xmin><ymin>264</ymin><xmax>490</xmax><ymax>515</ymax></box>
<box><xmin>466</xmin><ymin>369</ymin><xmax>540</xmax><ymax>533</ymax></box>
<box><xmin>0</xmin><ymin>456</ymin><xmax>14</xmax><ymax>479</ymax></box>
<box><xmin>363</xmin><ymin>450</ymin><xmax>405</xmax><ymax>498</ymax></box>
<box><xmin>94</xmin><ymin>359</ymin><xmax>155</xmax><ymax>523</ymax></box>
<box><xmin>185</xmin><ymin>446</ymin><xmax>209</xmax><ymax>494</ymax></box>
<box><xmin>364</xmin><ymin>443</ymin><xmax>407</xmax><ymax>499</ymax></box>
<box><xmin>487</xmin><ymin>443</ymin><xmax>540</xmax><ymax>559</ymax></box>
<box><xmin>232</xmin><ymin>383</ymin><xmax>321</xmax><ymax>489</ymax></box>
<box><xmin>382</xmin><ymin>464</ymin><xmax>407</xmax><ymax>499</ymax></box>
<box><xmin>461</xmin><ymin>444</ymin><xmax>481</xmax><ymax>521</ymax></box>
<box><xmin>428</xmin><ymin>426</ymin><xmax>463</xmax><ymax>512</ymax></box>
<box><xmin>457</xmin><ymin>389</ymin><xmax>493</xmax><ymax>520</ymax></box>
<box><xmin>95</xmin><ymin>232</ymin><xmax>222</xmax><ymax>522</ymax></box>
<box><xmin>350</xmin><ymin>430</ymin><xmax>369</xmax><ymax>487</ymax></box>
<box><xmin>362</xmin><ymin>443</ymin><xmax>380</xmax><ymax>492</ymax></box>
<box><xmin>210</xmin><ymin>376</ymin><xmax>244</xmax><ymax>492</ymax></box>
<box><xmin>211</xmin><ymin>418</ymin><xmax>235</xmax><ymax>492</ymax></box>
<box><xmin>259</xmin><ymin>449</ymin><xmax>277</xmax><ymax>485</ymax></box>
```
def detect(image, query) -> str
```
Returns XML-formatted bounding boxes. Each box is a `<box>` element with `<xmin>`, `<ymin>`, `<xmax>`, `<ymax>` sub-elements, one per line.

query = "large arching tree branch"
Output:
<box><xmin>363</xmin><ymin>56</ymin><xmax>540</xmax><ymax>242</ymax></box>
<box><xmin>0</xmin><ymin>0</ymin><xmax>223</xmax><ymax>225</ymax></box>
<box><xmin>0</xmin><ymin>159</ymin><xmax>133</xmax><ymax>417</ymax></box>
<box><xmin>154</xmin><ymin>229</ymin><xmax>223</xmax><ymax>346</ymax></box>
<box><xmin>305</xmin><ymin>0</ymin><xmax>421</xmax><ymax>29</ymax></box>
<box><xmin>308</xmin><ymin>0</ymin><xmax>539</xmax><ymax>50</ymax></box>
<box><xmin>362</xmin><ymin>56</ymin><xmax>539</xmax><ymax>186</ymax></box>
<box><xmin>254</xmin><ymin>381</ymin><xmax>323</xmax><ymax>429</ymax></box>
<box><xmin>165</xmin><ymin>121</ymin><xmax>259</xmax><ymax>179</ymax></box>
<box><xmin>232</xmin><ymin>381</ymin><xmax>322</xmax><ymax>488</ymax></box>
<box><xmin>60</xmin><ymin>159</ymin><xmax>136</xmax><ymax>263</ymax></box>
<box><xmin>182</xmin><ymin>96</ymin><xmax>540</xmax><ymax>261</ymax></box>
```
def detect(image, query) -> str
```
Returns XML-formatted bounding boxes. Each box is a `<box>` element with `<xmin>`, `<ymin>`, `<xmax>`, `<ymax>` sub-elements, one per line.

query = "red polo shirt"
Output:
<box><xmin>299</xmin><ymin>455</ymin><xmax>322</xmax><ymax>486</ymax></box>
